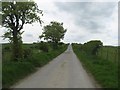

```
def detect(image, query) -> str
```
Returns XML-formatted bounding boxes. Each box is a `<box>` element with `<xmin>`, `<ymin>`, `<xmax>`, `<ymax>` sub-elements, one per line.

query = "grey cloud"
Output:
<box><xmin>76</xmin><ymin>19</ymin><xmax>103</xmax><ymax>33</ymax></box>
<box><xmin>55</xmin><ymin>2</ymin><xmax>116</xmax><ymax>33</ymax></box>
<box><xmin>55</xmin><ymin>2</ymin><xmax>116</xmax><ymax>16</ymax></box>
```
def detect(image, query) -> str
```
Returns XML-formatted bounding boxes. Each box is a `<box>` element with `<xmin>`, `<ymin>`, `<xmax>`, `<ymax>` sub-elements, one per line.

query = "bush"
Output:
<box><xmin>3</xmin><ymin>45</ymin><xmax>11</xmax><ymax>52</ymax></box>
<box><xmin>23</xmin><ymin>48</ymin><xmax>33</xmax><ymax>59</ymax></box>
<box><xmin>29</xmin><ymin>52</ymin><xmax>49</xmax><ymax>67</ymax></box>
<box><xmin>58</xmin><ymin>42</ymin><xmax>64</xmax><ymax>46</ymax></box>
<box><xmin>38</xmin><ymin>42</ymin><xmax>49</xmax><ymax>52</ymax></box>
<box><xmin>81</xmin><ymin>40</ymin><xmax>103</xmax><ymax>55</ymax></box>
<box><xmin>29</xmin><ymin>44</ymin><xmax>67</xmax><ymax>67</ymax></box>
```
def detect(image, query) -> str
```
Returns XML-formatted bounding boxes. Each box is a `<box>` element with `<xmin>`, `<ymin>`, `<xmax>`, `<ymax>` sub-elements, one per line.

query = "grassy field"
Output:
<box><xmin>72</xmin><ymin>44</ymin><xmax>118</xmax><ymax>88</ymax></box>
<box><xmin>2</xmin><ymin>43</ymin><xmax>68</xmax><ymax>88</ymax></box>
<box><xmin>97</xmin><ymin>46</ymin><xmax>118</xmax><ymax>63</ymax></box>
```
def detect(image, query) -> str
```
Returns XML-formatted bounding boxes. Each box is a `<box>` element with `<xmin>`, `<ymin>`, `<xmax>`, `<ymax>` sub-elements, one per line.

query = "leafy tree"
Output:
<box><xmin>2</xmin><ymin>1</ymin><xmax>43</xmax><ymax>61</ymax></box>
<box><xmin>82</xmin><ymin>40</ymin><xmax>103</xmax><ymax>55</ymax></box>
<box><xmin>40</xmin><ymin>21</ymin><xmax>67</xmax><ymax>49</ymax></box>
<box><xmin>0</xmin><ymin>1</ymin><xmax>1</xmax><ymax>25</ymax></box>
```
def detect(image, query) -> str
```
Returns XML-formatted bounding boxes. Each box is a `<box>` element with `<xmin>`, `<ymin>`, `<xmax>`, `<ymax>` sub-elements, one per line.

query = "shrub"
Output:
<box><xmin>38</xmin><ymin>42</ymin><xmax>49</xmax><ymax>52</ymax></box>
<box><xmin>23</xmin><ymin>48</ymin><xmax>33</xmax><ymax>59</ymax></box>
<box><xmin>3</xmin><ymin>45</ymin><xmax>11</xmax><ymax>52</ymax></box>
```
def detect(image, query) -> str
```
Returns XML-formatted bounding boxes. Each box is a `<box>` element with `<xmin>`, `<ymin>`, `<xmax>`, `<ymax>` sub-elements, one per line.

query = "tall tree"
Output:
<box><xmin>2</xmin><ymin>1</ymin><xmax>43</xmax><ymax>61</ymax></box>
<box><xmin>40</xmin><ymin>21</ymin><xmax>67</xmax><ymax>49</ymax></box>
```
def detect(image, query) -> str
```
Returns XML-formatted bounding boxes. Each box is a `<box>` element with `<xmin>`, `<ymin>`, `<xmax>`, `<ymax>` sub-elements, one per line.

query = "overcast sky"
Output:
<box><xmin>0</xmin><ymin>0</ymin><xmax>118</xmax><ymax>46</ymax></box>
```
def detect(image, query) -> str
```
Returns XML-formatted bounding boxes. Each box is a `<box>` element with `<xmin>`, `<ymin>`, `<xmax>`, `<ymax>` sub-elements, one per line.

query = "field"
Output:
<box><xmin>72</xmin><ymin>44</ymin><xmax>118</xmax><ymax>88</ymax></box>
<box><xmin>2</xmin><ymin>43</ymin><xmax>67</xmax><ymax>88</ymax></box>
<box><xmin>97</xmin><ymin>46</ymin><xmax>118</xmax><ymax>63</ymax></box>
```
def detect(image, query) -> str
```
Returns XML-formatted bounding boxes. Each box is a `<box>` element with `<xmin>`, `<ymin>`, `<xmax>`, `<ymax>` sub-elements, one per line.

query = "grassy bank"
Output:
<box><xmin>2</xmin><ymin>44</ymin><xmax>67</xmax><ymax>88</ymax></box>
<box><xmin>72</xmin><ymin>44</ymin><xmax>118</xmax><ymax>88</ymax></box>
<box><xmin>2</xmin><ymin>62</ymin><xmax>35</xmax><ymax>88</ymax></box>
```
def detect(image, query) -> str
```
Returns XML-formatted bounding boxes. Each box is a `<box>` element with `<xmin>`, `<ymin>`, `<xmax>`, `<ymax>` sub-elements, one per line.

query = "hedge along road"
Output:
<box><xmin>12</xmin><ymin>45</ymin><xmax>100</xmax><ymax>88</ymax></box>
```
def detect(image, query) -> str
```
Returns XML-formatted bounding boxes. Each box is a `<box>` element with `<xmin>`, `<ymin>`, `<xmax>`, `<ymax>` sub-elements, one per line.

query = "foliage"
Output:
<box><xmin>37</xmin><ymin>41</ymin><xmax>49</xmax><ymax>52</ymax></box>
<box><xmin>2</xmin><ymin>1</ymin><xmax>43</xmax><ymax>28</ymax></box>
<box><xmin>2</xmin><ymin>44</ymin><xmax>11</xmax><ymax>52</ymax></box>
<box><xmin>3</xmin><ymin>61</ymin><xmax>35</xmax><ymax>88</ymax></box>
<box><xmin>2</xmin><ymin>1</ymin><xmax>43</xmax><ymax>61</ymax></box>
<box><xmin>40</xmin><ymin>21</ymin><xmax>67</xmax><ymax>49</ymax></box>
<box><xmin>29</xmin><ymin>45</ymin><xmax>67</xmax><ymax>67</ymax></box>
<box><xmin>2</xmin><ymin>43</ymin><xmax>67</xmax><ymax>88</ymax></box>
<box><xmin>73</xmin><ymin>44</ymin><xmax>118</xmax><ymax>88</ymax></box>
<box><xmin>58</xmin><ymin>42</ymin><xmax>64</xmax><ymax>46</ymax></box>
<box><xmin>81</xmin><ymin>40</ymin><xmax>103</xmax><ymax>55</ymax></box>
<box><xmin>23</xmin><ymin>48</ymin><xmax>33</xmax><ymax>59</ymax></box>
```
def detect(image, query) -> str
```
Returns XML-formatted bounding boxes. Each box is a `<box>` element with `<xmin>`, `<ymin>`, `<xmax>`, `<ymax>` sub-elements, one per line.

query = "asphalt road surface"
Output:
<box><xmin>12</xmin><ymin>45</ymin><xmax>99</xmax><ymax>88</ymax></box>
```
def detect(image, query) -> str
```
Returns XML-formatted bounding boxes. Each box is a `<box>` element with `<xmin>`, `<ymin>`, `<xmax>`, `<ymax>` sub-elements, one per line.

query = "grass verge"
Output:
<box><xmin>2</xmin><ymin>45</ymin><xmax>67</xmax><ymax>88</ymax></box>
<box><xmin>72</xmin><ymin>45</ymin><xmax>118</xmax><ymax>88</ymax></box>
<box><xmin>2</xmin><ymin>62</ymin><xmax>35</xmax><ymax>88</ymax></box>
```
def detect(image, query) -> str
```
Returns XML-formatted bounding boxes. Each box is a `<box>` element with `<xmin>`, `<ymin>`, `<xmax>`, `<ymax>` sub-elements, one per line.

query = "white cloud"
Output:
<box><xmin>34</xmin><ymin>0</ymin><xmax>118</xmax><ymax>2</ymax></box>
<box><xmin>0</xmin><ymin>1</ymin><xmax>118</xmax><ymax>46</ymax></box>
<box><xmin>55</xmin><ymin>2</ymin><xmax>118</xmax><ymax>45</ymax></box>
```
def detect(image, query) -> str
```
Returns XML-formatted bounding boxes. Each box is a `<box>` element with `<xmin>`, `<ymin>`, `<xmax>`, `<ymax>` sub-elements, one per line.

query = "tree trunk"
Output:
<box><xmin>12</xmin><ymin>29</ymin><xmax>23</xmax><ymax>61</ymax></box>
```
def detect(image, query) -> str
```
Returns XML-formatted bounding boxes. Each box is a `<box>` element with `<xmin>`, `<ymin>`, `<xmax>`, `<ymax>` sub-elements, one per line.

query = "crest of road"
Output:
<box><xmin>12</xmin><ymin>45</ymin><xmax>99</xmax><ymax>88</ymax></box>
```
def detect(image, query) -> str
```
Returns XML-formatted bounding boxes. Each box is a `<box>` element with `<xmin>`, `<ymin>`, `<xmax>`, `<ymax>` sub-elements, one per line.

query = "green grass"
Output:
<box><xmin>72</xmin><ymin>45</ymin><xmax>118</xmax><ymax>88</ymax></box>
<box><xmin>97</xmin><ymin>46</ymin><xmax>118</xmax><ymax>63</ymax></box>
<box><xmin>2</xmin><ymin>44</ymin><xmax>67</xmax><ymax>88</ymax></box>
<box><xmin>29</xmin><ymin>45</ymin><xmax>67</xmax><ymax>67</ymax></box>
<box><xmin>3</xmin><ymin>61</ymin><xmax>35</xmax><ymax>88</ymax></box>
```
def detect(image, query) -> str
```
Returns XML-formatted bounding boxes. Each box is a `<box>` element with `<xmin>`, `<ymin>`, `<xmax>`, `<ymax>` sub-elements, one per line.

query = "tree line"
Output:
<box><xmin>1</xmin><ymin>1</ymin><xmax>67</xmax><ymax>61</ymax></box>
<box><xmin>72</xmin><ymin>40</ymin><xmax>103</xmax><ymax>56</ymax></box>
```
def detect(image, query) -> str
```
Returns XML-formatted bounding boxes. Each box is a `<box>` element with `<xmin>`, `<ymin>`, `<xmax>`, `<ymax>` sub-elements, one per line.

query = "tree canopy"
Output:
<box><xmin>40</xmin><ymin>21</ymin><xmax>67</xmax><ymax>44</ymax></box>
<box><xmin>2</xmin><ymin>1</ymin><xmax>43</xmax><ymax>60</ymax></box>
<box><xmin>2</xmin><ymin>1</ymin><xmax>43</xmax><ymax>30</ymax></box>
<box><xmin>81</xmin><ymin>40</ymin><xmax>103</xmax><ymax>55</ymax></box>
